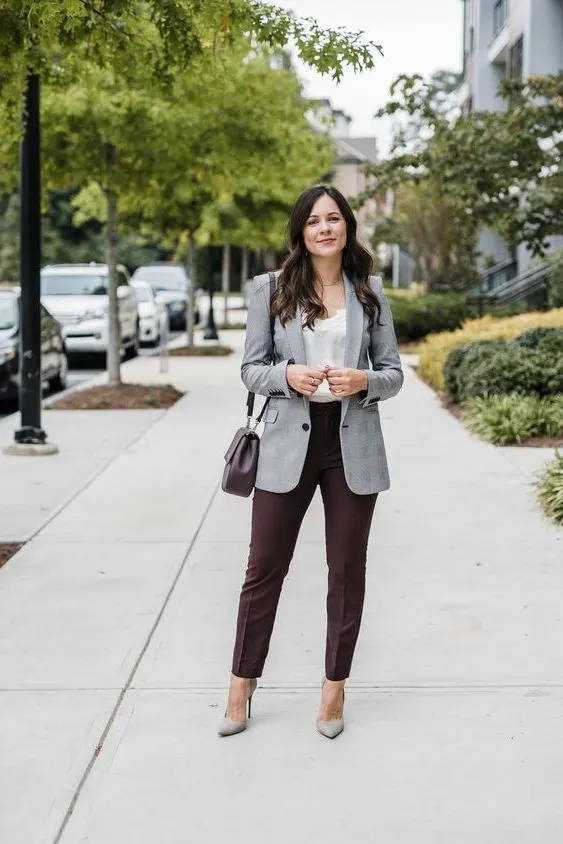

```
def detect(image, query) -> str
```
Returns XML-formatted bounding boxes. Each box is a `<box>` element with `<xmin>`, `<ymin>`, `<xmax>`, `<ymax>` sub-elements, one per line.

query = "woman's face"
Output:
<box><xmin>302</xmin><ymin>194</ymin><xmax>347</xmax><ymax>258</ymax></box>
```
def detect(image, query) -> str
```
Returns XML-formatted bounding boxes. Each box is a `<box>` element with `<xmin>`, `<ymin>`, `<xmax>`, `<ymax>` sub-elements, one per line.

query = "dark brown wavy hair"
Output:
<box><xmin>272</xmin><ymin>184</ymin><xmax>382</xmax><ymax>329</ymax></box>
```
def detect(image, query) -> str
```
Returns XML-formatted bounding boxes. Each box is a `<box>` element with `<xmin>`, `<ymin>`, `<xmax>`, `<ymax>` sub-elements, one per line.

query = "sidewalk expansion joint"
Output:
<box><xmin>51</xmin><ymin>479</ymin><xmax>222</xmax><ymax>844</ymax></box>
<box><xmin>125</xmin><ymin>682</ymin><xmax>563</xmax><ymax>693</ymax></box>
<box><xmin>23</xmin><ymin>417</ymin><xmax>166</xmax><ymax>546</ymax></box>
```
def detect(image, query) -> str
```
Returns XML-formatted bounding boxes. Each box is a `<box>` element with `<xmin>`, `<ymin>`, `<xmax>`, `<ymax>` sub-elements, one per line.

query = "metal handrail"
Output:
<box><xmin>467</xmin><ymin>261</ymin><xmax>552</xmax><ymax>307</ymax></box>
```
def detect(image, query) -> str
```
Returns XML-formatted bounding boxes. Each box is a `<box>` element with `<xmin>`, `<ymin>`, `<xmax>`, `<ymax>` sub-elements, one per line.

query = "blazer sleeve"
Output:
<box><xmin>358</xmin><ymin>276</ymin><xmax>404</xmax><ymax>408</ymax></box>
<box><xmin>241</xmin><ymin>275</ymin><xmax>294</xmax><ymax>399</ymax></box>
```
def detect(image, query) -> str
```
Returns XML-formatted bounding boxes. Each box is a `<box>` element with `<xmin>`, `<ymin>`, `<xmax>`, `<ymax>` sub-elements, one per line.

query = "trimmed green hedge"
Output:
<box><xmin>388</xmin><ymin>293</ymin><xmax>469</xmax><ymax>343</ymax></box>
<box><xmin>444</xmin><ymin>329</ymin><xmax>563</xmax><ymax>403</ymax></box>
<box><xmin>444</xmin><ymin>340</ymin><xmax>506</xmax><ymax>403</ymax></box>
<box><xmin>513</xmin><ymin>327</ymin><xmax>563</xmax><ymax>353</ymax></box>
<box><xmin>461</xmin><ymin>348</ymin><xmax>561</xmax><ymax>400</ymax></box>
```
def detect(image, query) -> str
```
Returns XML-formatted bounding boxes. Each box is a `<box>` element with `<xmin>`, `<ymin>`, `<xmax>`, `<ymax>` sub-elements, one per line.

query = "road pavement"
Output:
<box><xmin>0</xmin><ymin>333</ymin><xmax>184</xmax><ymax>421</ymax></box>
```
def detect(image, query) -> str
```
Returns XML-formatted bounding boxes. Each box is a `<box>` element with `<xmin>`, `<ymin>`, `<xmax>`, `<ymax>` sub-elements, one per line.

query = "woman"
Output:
<box><xmin>219</xmin><ymin>184</ymin><xmax>404</xmax><ymax>739</ymax></box>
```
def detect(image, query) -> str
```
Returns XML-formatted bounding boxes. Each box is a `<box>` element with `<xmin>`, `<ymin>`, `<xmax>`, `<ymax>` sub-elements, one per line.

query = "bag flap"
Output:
<box><xmin>224</xmin><ymin>427</ymin><xmax>258</xmax><ymax>463</ymax></box>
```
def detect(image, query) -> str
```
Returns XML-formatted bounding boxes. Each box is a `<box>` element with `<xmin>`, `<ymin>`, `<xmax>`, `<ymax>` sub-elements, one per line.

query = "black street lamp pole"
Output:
<box><xmin>15</xmin><ymin>72</ymin><xmax>46</xmax><ymax>445</ymax></box>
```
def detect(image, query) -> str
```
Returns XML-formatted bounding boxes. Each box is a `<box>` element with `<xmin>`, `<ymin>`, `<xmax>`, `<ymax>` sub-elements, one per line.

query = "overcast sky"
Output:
<box><xmin>272</xmin><ymin>0</ymin><xmax>464</xmax><ymax>155</ymax></box>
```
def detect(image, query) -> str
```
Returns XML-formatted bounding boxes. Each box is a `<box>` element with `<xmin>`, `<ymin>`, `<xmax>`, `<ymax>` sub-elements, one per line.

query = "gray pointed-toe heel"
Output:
<box><xmin>316</xmin><ymin>678</ymin><xmax>345</xmax><ymax>740</ymax></box>
<box><xmin>316</xmin><ymin>716</ymin><xmax>344</xmax><ymax>740</ymax></box>
<box><xmin>217</xmin><ymin>678</ymin><xmax>257</xmax><ymax>737</ymax></box>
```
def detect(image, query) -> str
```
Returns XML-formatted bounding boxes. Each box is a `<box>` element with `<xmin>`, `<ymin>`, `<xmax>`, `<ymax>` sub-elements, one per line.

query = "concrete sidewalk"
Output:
<box><xmin>1</xmin><ymin>332</ymin><xmax>562</xmax><ymax>844</ymax></box>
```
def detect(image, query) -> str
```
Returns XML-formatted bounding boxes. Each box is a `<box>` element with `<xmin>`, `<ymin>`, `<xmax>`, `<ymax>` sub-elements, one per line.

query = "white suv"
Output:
<box><xmin>40</xmin><ymin>263</ymin><xmax>139</xmax><ymax>357</ymax></box>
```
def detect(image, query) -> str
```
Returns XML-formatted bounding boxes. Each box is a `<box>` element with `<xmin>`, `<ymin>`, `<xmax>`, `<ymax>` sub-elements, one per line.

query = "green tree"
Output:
<box><xmin>0</xmin><ymin>192</ymin><xmax>19</xmax><ymax>281</ymax></box>
<box><xmin>363</xmin><ymin>71</ymin><xmax>563</xmax><ymax>281</ymax></box>
<box><xmin>2</xmin><ymin>1</ymin><xmax>382</xmax><ymax>382</ymax></box>
<box><xmin>373</xmin><ymin>182</ymin><xmax>479</xmax><ymax>291</ymax></box>
<box><xmin>130</xmin><ymin>42</ymin><xmax>334</xmax><ymax>336</ymax></box>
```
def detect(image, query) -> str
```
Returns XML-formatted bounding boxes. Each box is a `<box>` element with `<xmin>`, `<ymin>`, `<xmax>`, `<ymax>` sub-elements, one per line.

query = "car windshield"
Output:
<box><xmin>132</xmin><ymin>285</ymin><xmax>152</xmax><ymax>302</ymax></box>
<box><xmin>133</xmin><ymin>267</ymin><xmax>186</xmax><ymax>291</ymax></box>
<box><xmin>41</xmin><ymin>274</ymin><xmax>108</xmax><ymax>295</ymax></box>
<box><xmin>0</xmin><ymin>297</ymin><xmax>17</xmax><ymax>330</ymax></box>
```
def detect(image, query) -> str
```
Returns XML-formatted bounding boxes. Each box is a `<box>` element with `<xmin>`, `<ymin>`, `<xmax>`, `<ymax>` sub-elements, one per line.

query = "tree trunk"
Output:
<box><xmin>105</xmin><ymin>143</ymin><xmax>121</xmax><ymax>386</ymax></box>
<box><xmin>241</xmin><ymin>246</ymin><xmax>249</xmax><ymax>285</ymax></box>
<box><xmin>241</xmin><ymin>246</ymin><xmax>249</xmax><ymax>306</ymax></box>
<box><xmin>222</xmin><ymin>242</ymin><xmax>230</xmax><ymax>328</ymax></box>
<box><xmin>186</xmin><ymin>236</ymin><xmax>197</xmax><ymax>348</ymax></box>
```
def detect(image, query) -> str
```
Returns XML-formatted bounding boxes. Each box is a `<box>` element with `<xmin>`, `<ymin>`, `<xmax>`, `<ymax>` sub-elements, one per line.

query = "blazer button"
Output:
<box><xmin>302</xmin><ymin>423</ymin><xmax>310</xmax><ymax>431</ymax></box>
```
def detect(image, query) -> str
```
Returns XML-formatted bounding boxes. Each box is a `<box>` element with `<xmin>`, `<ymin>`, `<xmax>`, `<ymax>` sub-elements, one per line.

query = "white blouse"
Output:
<box><xmin>302</xmin><ymin>308</ymin><xmax>347</xmax><ymax>403</ymax></box>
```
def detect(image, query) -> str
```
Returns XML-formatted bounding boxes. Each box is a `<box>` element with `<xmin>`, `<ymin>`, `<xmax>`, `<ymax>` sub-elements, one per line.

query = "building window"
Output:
<box><xmin>509</xmin><ymin>36</ymin><xmax>524</xmax><ymax>80</ymax></box>
<box><xmin>493</xmin><ymin>0</ymin><xmax>508</xmax><ymax>38</ymax></box>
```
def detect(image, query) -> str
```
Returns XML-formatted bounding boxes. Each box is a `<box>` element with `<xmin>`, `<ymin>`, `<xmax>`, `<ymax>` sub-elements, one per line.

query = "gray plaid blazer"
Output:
<box><xmin>241</xmin><ymin>272</ymin><xmax>404</xmax><ymax>494</ymax></box>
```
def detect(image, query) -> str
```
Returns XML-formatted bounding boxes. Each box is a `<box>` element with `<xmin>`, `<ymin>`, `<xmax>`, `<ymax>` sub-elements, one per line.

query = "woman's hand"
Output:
<box><xmin>286</xmin><ymin>364</ymin><xmax>327</xmax><ymax>397</ymax></box>
<box><xmin>326</xmin><ymin>367</ymin><xmax>369</xmax><ymax>397</ymax></box>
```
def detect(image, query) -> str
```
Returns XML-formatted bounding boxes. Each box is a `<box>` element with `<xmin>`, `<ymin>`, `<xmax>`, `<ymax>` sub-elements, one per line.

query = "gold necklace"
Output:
<box><xmin>316</xmin><ymin>273</ymin><xmax>343</xmax><ymax>288</ymax></box>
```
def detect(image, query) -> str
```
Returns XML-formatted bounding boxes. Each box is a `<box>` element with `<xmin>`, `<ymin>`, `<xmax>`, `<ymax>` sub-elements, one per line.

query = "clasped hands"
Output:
<box><xmin>287</xmin><ymin>364</ymin><xmax>368</xmax><ymax>398</ymax></box>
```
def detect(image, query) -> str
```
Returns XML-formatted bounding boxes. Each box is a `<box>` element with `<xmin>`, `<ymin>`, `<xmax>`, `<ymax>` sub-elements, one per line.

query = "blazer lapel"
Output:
<box><xmin>344</xmin><ymin>274</ymin><xmax>364</xmax><ymax>369</ymax></box>
<box><xmin>284</xmin><ymin>305</ymin><xmax>307</xmax><ymax>365</ymax></box>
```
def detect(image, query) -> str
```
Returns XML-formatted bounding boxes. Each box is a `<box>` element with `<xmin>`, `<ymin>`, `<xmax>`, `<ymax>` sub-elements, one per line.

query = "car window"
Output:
<box><xmin>117</xmin><ymin>270</ymin><xmax>129</xmax><ymax>287</ymax></box>
<box><xmin>0</xmin><ymin>296</ymin><xmax>18</xmax><ymax>330</ymax></box>
<box><xmin>41</xmin><ymin>274</ymin><xmax>108</xmax><ymax>295</ymax></box>
<box><xmin>132</xmin><ymin>266</ymin><xmax>187</xmax><ymax>292</ymax></box>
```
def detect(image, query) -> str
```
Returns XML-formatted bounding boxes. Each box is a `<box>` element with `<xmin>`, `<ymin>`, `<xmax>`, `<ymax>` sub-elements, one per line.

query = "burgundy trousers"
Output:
<box><xmin>231</xmin><ymin>401</ymin><xmax>378</xmax><ymax>682</ymax></box>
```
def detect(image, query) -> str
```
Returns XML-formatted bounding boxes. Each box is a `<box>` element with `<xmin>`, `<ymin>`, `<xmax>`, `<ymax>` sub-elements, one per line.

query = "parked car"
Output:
<box><xmin>131</xmin><ymin>262</ymin><xmax>200</xmax><ymax>330</ymax></box>
<box><xmin>0</xmin><ymin>288</ymin><xmax>68</xmax><ymax>402</ymax></box>
<box><xmin>40</xmin><ymin>263</ymin><xmax>139</xmax><ymax>358</ymax></box>
<box><xmin>130</xmin><ymin>280</ymin><xmax>169</xmax><ymax>346</ymax></box>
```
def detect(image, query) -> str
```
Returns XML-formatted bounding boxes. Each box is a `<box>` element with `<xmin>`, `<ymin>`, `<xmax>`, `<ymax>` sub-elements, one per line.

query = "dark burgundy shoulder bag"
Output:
<box><xmin>221</xmin><ymin>272</ymin><xmax>276</xmax><ymax>497</ymax></box>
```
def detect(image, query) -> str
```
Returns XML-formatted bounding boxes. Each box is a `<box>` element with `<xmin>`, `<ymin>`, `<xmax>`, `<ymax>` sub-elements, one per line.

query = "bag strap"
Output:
<box><xmin>246</xmin><ymin>272</ymin><xmax>276</xmax><ymax>425</ymax></box>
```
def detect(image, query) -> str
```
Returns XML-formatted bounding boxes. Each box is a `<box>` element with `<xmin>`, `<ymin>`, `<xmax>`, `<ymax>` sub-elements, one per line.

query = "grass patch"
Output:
<box><xmin>537</xmin><ymin>451</ymin><xmax>563</xmax><ymax>526</ymax></box>
<box><xmin>47</xmin><ymin>383</ymin><xmax>184</xmax><ymax>410</ymax></box>
<box><xmin>169</xmin><ymin>344</ymin><xmax>233</xmax><ymax>356</ymax></box>
<box><xmin>0</xmin><ymin>543</ymin><xmax>23</xmax><ymax>569</ymax></box>
<box><xmin>461</xmin><ymin>394</ymin><xmax>563</xmax><ymax>446</ymax></box>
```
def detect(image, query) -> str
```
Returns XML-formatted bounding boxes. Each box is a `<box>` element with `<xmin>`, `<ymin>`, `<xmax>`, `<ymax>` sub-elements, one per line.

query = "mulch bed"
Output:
<box><xmin>169</xmin><ymin>345</ymin><xmax>233</xmax><ymax>357</ymax></box>
<box><xmin>439</xmin><ymin>392</ymin><xmax>563</xmax><ymax>448</ymax></box>
<box><xmin>47</xmin><ymin>383</ymin><xmax>185</xmax><ymax>410</ymax></box>
<box><xmin>0</xmin><ymin>543</ymin><xmax>23</xmax><ymax>569</ymax></box>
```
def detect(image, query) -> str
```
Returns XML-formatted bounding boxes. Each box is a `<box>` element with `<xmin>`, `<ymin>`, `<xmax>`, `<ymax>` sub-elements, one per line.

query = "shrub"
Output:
<box><xmin>546</xmin><ymin>365</ymin><xmax>563</xmax><ymax>395</ymax></box>
<box><xmin>444</xmin><ymin>340</ymin><xmax>507</xmax><ymax>403</ymax></box>
<box><xmin>462</xmin><ymin>394</ymin><xmax>563</xmax><ymax>445</ymax></box>
<box><xmin>537</xmin><ymin>451</ymin><xmax>563</xmax><ymax>526</ymax></box>
<box><xmin>513</xmin><ymin>327</ymin><xmax>563</xmax><ymax>352</ymax></box>
<box><xmin>444</xmin><ymin>344</ymin><xmax>471</xmax><ymax>403</ymax></box>
<box><xmin>547</xmin><ymin>251</ymin><xmax>563</xmax><ymax>309</ymax></box>
<box><xmin>460</xmin><ymin>347</ymin><xmax>561</xmax><ymax>401</ymax></box>
<box><xmin>387</xmin><ymin>293</ymin><xmax>469</xmax><ymax>343</ymax></box>
<box><xmin>418</xmin><ymin>308</ymin><xmax>563</xmax><ymax>391</ymax></box>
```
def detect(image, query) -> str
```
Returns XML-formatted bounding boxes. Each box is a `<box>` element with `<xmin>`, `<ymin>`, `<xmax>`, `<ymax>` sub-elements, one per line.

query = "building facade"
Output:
<box><xmin>460</xmin><ymin>0</ymin><xmax>563</xmax><ymax>112</ymax></box>
<box><xmin>459</xmin><ymin>0</ymin><xmax>563</xmax><ymax>270</ymax></box>
<box><xmin>307</xmin><ymin>99</ymin><xmax>380</xmax><ymax>249</ymax></box>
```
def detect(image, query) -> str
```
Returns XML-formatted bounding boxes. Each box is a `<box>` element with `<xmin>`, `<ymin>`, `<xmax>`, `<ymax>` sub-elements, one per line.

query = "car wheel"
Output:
<box><xmin>48</xmin><ymin>350</ymin><xmax>69</xmax><ymax>392</ymax></box>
